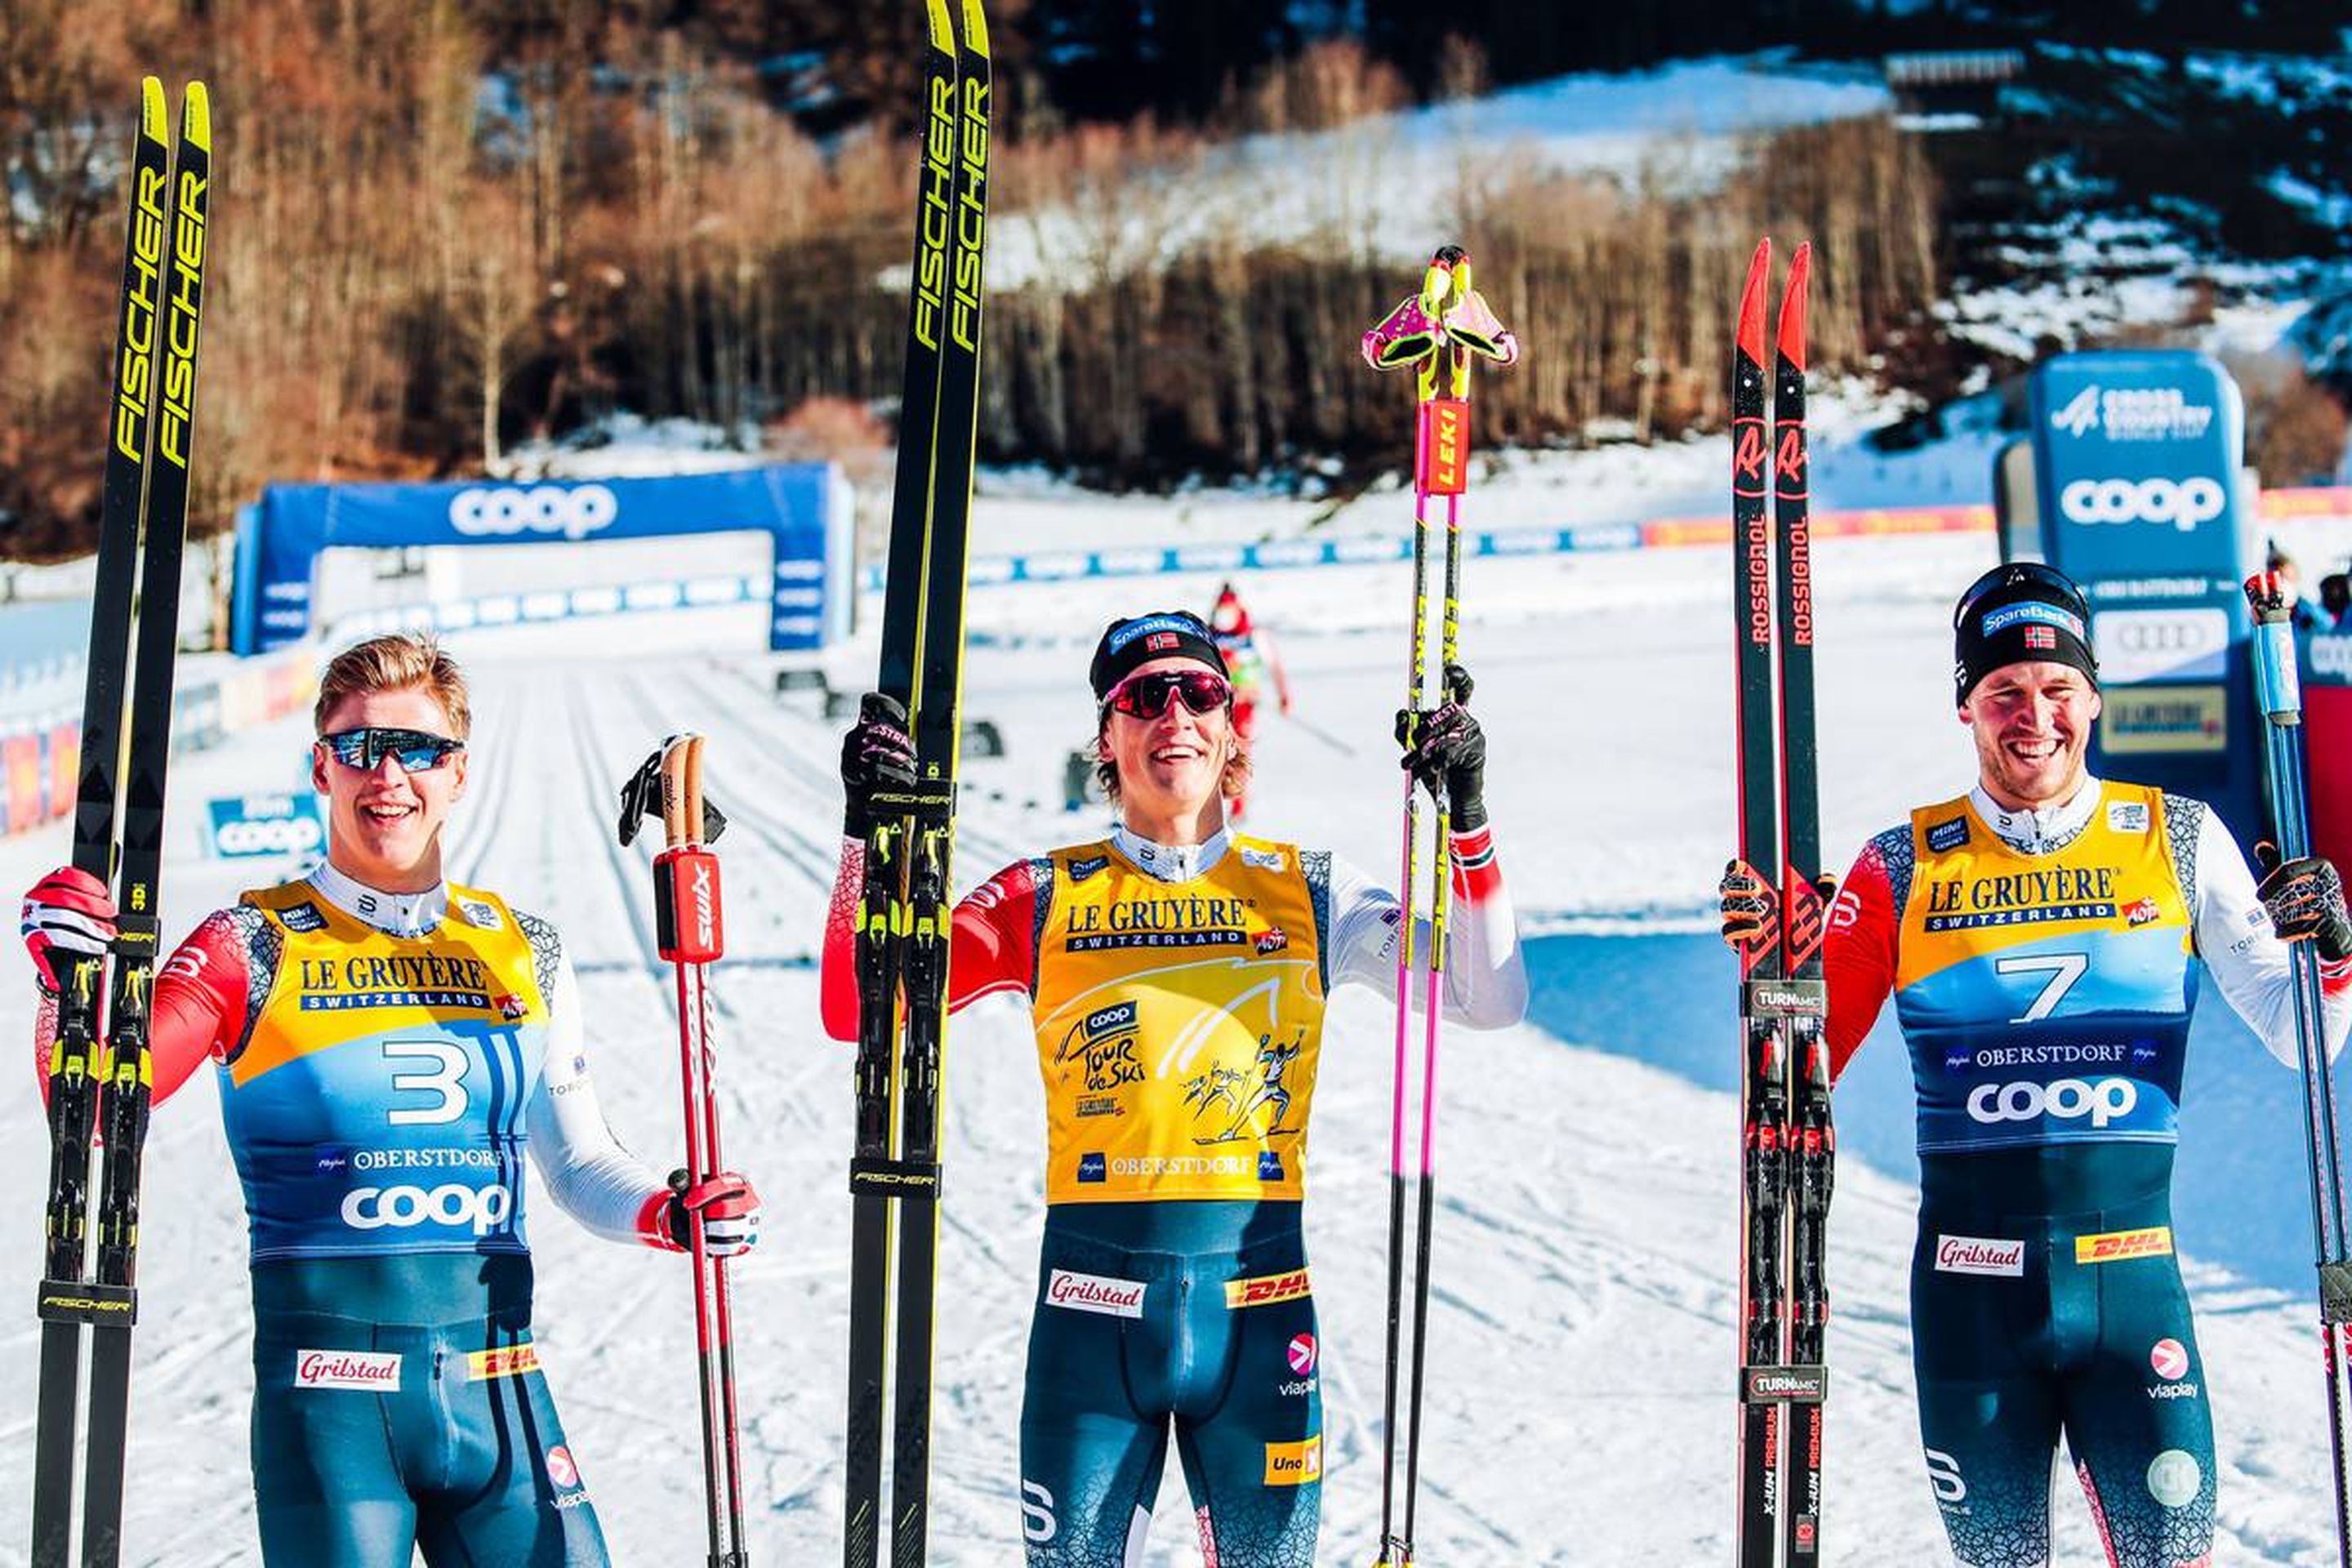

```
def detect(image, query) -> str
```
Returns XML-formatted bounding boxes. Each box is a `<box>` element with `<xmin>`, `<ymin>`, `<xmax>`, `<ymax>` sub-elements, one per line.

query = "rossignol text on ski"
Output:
<box><xmin>1725</xmin><ymin>237</ymin><xmax>1833</xmax><ymax>1568</ymax></box>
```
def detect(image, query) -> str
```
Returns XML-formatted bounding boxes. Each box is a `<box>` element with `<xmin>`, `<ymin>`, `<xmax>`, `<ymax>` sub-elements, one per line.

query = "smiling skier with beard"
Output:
<box><xmin>1721</xmin><ymin>562</ymin><xmax>2352</xmax><ymax>1566</ymax></box>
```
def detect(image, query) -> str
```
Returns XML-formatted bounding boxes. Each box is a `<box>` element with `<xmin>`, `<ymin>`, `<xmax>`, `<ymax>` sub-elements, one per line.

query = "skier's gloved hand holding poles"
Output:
<box><xmin>21</xmin><ymin>866</ymin><xmax>117</xmax><ymax>994</ymax></box>
<box><xmin>654</xmin><ymin>1169</ymin><xmax>764</xmax><ymax>1259</ymax></box>
<box><xmin>840</xmin><ymin>693</ymin><xmax>919</xmax><ymax>838</ymax></box>
<box><xmin>2256</xmin><ymin>845</ymin><xmax>2352</xmax><ymax>962</ymax></box>
<box><xmin>1396</xmin><ymin>662</ymin><xmax>1489</xmax><ymax>831</ymax></box>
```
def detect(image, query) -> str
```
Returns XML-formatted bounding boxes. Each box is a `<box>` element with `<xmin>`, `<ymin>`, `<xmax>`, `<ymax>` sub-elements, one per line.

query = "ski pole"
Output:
<box><xmin>1365</xmin><ymin>252</ymin><xmax>1448</xmax><ymax>1568</ymax></box>
<box><xmin>622</xmin><ymin>735</ymin><xmax>748</xmax><ymax>1568</ymax></box>
<box><xmin>1361</xmin><ymin>243</ymin><xmax>1517</xmax><ymax>1568</ymax></box>
<box><xmin>2245</xmin><ymin>573</ymin><xmax>2352</xmax><ymax>1568</ymax></box>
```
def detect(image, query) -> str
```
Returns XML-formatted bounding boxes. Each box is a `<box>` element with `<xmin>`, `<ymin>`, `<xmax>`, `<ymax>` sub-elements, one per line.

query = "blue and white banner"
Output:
<box><xmin>2031</xmin><ymin>350</ymin><xmax>2258</xmax><ymax>845</ymax></box>
<box><xmin>858</xmin><ymin>523</ymin><xmax>1647</xmax><ymax>593</ymax></box>
<box><xmin>234</xmin><ymin>466</ymin><xmax>849</xmax><ymax>655</ymax></box>
<box><xmin>208</xmin><ymin>793</ymin><xmax>326</xmax><ymax>860</ymax></box>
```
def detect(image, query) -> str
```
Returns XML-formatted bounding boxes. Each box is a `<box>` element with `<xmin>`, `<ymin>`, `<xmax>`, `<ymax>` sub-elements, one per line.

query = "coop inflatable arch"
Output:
<box><xmin>230</xmin><ymin>466</ymin><xmax>851</xmax><ymax>654</ymax></box>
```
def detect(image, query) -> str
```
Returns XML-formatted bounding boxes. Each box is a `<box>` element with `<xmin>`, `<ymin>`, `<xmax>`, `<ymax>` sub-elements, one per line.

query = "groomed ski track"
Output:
<box><xmin>0</xmin><ymin>532</ymin><xmax>2343</xmax><ymax>1565</ymax></box>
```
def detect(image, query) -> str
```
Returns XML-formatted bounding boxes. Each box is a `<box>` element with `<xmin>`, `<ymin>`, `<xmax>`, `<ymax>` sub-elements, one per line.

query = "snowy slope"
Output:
<box><xmin>2</xmin><ymin>519</ymin><xmax>2347</xmax><ymax>1565</ymax></box>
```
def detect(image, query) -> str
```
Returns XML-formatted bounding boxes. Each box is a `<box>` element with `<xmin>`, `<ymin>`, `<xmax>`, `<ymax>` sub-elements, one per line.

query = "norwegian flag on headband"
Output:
<box><xmin>2024</xmin><ymin>626</ymin><xmax>2057</xmax><ymax>651</ymax></box>
<box><xmin>1146</xmin><ymin>631</ymin><xmax>1179</xmax><ymax>651</ymax></box>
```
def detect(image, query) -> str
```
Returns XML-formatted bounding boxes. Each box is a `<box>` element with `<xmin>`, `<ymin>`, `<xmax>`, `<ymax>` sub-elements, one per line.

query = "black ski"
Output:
<box><xmin>1730</xmin><ymin>238</ymin><xmax>1828</xmax><ymax>1568</ymax></box>
<box><xmin>1771</xmin><ymin>243</ymin><xmax>1832</xmax><ymax>1568</ymax></box>
<box><xmin>31</xmin><ymin>78</ymin><xmax>212</xmax><ymax>1568</ymax></box>
<box><xmin>845</xmin><ymin>7</ymin><xmax>989</xmax><ymax>1566</ymax></box>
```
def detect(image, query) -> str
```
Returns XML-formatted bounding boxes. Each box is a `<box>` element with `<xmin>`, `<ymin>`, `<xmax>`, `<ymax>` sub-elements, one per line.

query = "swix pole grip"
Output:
<box><xmin>654</xmin><ymin>848</ymin><xmax>724</xmax><ymax>964</ymax></box>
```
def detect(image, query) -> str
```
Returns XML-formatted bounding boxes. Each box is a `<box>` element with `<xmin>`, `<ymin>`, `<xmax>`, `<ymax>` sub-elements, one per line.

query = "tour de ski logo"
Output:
<box><xmin>1058</xmin><ymin>1000</ymin><xmax>1144</xmax><ymax>1119</ymax></box>
<box><xmin>1183</xmin><ymin>1031</ymin><xmax>1304</xmax><ymax>1146</ymax></box>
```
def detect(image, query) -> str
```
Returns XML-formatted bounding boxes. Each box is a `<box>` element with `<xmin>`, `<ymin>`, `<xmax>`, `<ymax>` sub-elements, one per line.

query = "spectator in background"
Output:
<box><xmin>1207</xmin><ymin>582</ymin><xmax>1292</xmax><ymax>822</ymax></box>
<box><xmin>2268</xmin><ymin>545</ymin><xmax>2327</xmax><ymax>633</ymax></box>
<box><xmin>2321</xmin><ymin>570</ymin><xmax>2350</xmax><ymax>630</ymax></box>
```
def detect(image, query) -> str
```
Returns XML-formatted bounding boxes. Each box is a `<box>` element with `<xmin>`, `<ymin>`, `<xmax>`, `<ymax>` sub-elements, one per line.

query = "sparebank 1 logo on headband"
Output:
<box><xmin>2060</xmin><ymin>476</ymin><xmax>2226</xmax><ymax>533</ymax></box>
<box><xmin>448</xmin><ymin>483</ymin><xmax>621</xmax><ymax>541</ymax></box>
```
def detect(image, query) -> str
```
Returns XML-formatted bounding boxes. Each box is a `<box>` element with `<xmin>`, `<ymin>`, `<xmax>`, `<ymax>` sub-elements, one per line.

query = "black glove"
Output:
<box><xmin>1396</xmin><ymin>664</ymin><xmax>1487</xmax><ymax>831</ymax></box>
<box><xmin>841</xmin><ymin>693</ymin><xmax>917</xmax><ymax>839</ymax></box>
<box><xmin>2256</xmin><ymin>844</ymin><xmax>2352</xmax><ymax>963</ymax></box>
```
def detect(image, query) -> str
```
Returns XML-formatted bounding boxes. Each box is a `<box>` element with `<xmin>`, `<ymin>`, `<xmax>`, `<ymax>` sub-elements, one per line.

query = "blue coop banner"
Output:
<box><xmin>2031</xmin><ymin>350</ymin><xmax>2257</xmax><ymax>844</ymax></box>
<box><xmin>233</xmin><ymin>466</ymin><xmax>850</xmax><ymax>654</ymax></box>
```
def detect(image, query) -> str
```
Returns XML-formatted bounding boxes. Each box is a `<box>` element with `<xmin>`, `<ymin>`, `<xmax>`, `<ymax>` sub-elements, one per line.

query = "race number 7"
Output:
<box><xmin>1993</xmin><ymin>952</ymin><xmax>2088</xmax><ymax>1024</ymax></box>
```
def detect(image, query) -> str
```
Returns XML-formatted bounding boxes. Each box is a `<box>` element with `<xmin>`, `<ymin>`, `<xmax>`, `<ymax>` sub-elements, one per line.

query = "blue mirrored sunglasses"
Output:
<box><xmin>318</xmin><ymin>728</ymin><xmax>466</xmax><ymax>773</ymax></box>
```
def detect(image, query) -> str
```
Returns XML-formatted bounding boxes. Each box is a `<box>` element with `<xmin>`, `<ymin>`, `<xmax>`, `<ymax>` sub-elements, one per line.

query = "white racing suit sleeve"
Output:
<box><xmin>2189</xmin><ymin>800</ymin><xmax>2352</xmax><ymax>1067</ymax></box>
<box><xmin>1323</xmin><ymin>825</ymin><xmax>1528</xmax><ymax>1028</ymax></box>
<box><xmin>528</xmin><ymin>950</ymin><xmax>672</xmax><ymax>1244</ymax></box>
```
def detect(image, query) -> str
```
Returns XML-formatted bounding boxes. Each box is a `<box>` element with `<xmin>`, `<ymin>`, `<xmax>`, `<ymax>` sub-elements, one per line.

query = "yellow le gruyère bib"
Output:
<box><xmin>1031</xmin><ymin>835</ymin><xmax>1326</xmax><ymax>1203</ymax></box>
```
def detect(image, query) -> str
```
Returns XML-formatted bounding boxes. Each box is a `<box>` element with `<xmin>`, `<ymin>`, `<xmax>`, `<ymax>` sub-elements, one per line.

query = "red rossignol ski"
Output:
<box><xmin>1731</xmin><ymin>238</ymin><xmax>1832</xmax><ymax>1568</ymax></box>
<box><xmin>620</xmin><ymin>735</ymin><xmax>747</xmax><ymax>1568</ymax></box>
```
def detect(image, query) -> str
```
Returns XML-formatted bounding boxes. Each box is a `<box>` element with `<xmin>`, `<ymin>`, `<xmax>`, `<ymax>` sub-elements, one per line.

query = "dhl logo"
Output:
<box><xmin>1224</xmin><ymin>1267</ymin><xmax>1311</xmax><ymax>1309</ymax></box>
<box><xmin>466</xmin><ymin>1344</ymin><xmax>544</xmax><ymax>1382</ymax></box>
<box><xmin>2074</xmin><ymin>1227</ymin><xmax>2172</xmax><ymax>1265</ymax></box>
<box><xmin>1263</xmin><ymin>1435</ymin><xmax>1322</xmax><ymax>1486</ymax></box>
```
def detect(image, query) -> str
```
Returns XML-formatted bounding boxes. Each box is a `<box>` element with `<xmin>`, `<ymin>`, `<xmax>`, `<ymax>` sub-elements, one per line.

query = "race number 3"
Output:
<box><xmin>384</xmin><ymin>1040</ymin><xmax>470</xmax><ymax>1125</ymax></box>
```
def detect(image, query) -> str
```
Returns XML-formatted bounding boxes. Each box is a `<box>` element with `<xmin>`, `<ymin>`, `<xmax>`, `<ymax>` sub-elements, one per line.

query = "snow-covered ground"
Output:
<box><xmin>2</xmin><ymin>517</ymin><xmax>2347</xmax><ymax>1565</ymax></box>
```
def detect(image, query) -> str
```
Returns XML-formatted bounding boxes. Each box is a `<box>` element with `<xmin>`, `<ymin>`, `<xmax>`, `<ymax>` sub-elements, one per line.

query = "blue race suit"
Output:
<box><xmin>1832</xmin><ymin>781</ymin><xmax>2352</xmax><ymax>1566</ymax></box>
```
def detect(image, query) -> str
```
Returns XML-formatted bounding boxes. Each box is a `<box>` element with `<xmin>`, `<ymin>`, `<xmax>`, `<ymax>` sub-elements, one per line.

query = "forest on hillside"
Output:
<box><xmin>0</xmin><ymin>0</ymin><xmax>2332</xmax><ymax>557</ymax></box>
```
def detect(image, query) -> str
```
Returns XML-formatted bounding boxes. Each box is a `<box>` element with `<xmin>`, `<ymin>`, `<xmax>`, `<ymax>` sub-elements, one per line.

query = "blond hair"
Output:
<box><xmin>314</xmin><ymin>633</ymin><xmax>472</xmax><ymax>738</ymax></box>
